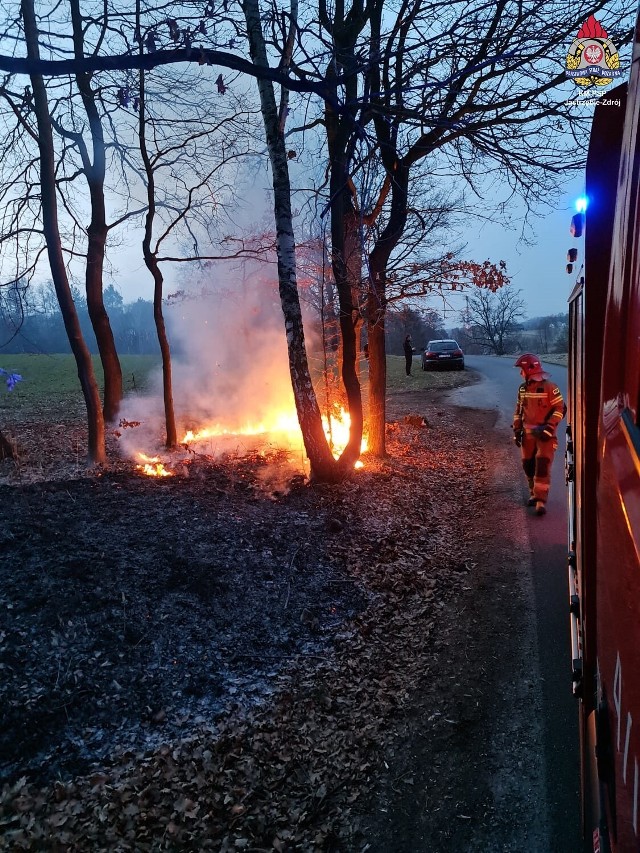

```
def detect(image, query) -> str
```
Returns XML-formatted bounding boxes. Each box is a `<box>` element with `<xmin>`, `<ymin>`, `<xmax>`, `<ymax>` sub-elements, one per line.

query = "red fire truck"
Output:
<box><xmin>566</xmin><ymin>25</ymin><xmax>640</xmax><ymax>853</ymax></box>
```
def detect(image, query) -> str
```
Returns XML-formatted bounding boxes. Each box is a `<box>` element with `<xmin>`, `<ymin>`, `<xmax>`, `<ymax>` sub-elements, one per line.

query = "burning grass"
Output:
<box><xmin>136</xmin><ymin>453</ymin><xmax>174</xmax><ymax>477</ymax></box>
<box><xmin>0</xmin><ymin>354</ymin><xmax>475</xmax><ymax>487</ymax></box>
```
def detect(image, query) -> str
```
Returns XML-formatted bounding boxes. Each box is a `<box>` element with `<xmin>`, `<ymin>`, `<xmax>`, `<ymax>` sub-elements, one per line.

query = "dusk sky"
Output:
<box><xmin>108</xmin><ymin>11</ymin><xmax>631</xmax><ymax>328</ymax></box>
<box><xmin>459</xmin><ymin>174</ymin><xmax>587</xmax><ymax>321</ymax></box>
<box><xmin>108</xmin><ymin>153</ymin><xmax>593</xmax><ymax>327</ymax></box>
<box><xmin>112</xmin><ymin>174</ymin><xmax>590</xmax><ymax>326</ymax></box>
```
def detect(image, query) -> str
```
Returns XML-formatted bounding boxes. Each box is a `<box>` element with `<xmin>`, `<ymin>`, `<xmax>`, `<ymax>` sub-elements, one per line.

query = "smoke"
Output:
<box><xmin>167</xmin><ymin>275</ymin><xmax>293</xmax><ymax>429</ymax></box>
<box><xmin>116</xmin><ymin>263</ymin><xmax>307</xmax><ymax>466</ymax></box>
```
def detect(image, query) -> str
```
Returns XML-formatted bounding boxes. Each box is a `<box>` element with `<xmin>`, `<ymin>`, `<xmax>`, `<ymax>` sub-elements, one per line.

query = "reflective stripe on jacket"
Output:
<box><xmin>513</xmin><ymin>379</ymin><xmax>565</xmax><ymax>434</ymax></box>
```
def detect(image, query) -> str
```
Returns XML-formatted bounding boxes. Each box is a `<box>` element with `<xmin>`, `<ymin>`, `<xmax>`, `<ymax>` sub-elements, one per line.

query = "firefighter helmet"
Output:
<box><xmin>514</xmin><ymin>353</ymin><xmax>546</xmax><ymax>380</ymax></box>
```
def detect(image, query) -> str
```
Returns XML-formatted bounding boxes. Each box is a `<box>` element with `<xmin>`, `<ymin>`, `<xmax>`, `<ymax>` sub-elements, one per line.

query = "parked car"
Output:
<box><xmin>421</xmin><ymin>339</ymin><xmax>465</xmax><ymax>370</ymax></box>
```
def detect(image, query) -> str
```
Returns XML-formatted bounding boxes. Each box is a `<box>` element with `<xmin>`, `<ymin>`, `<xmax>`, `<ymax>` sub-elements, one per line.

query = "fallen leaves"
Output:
<box><xmin>0</xmin><ymin>400</ymin><xmax>494</xmax><ymax>851</ymax></box>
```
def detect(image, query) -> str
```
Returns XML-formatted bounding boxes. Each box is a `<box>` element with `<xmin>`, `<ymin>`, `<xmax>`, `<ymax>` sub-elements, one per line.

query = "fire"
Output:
<box><xmin>180</xmin><ymin>405</ymin><xmax>367</xmax><ymax>466</ymax></box>
<box><xmin>322</xmin><ymin>406</ymin><xmax>368</xmax><ymax>463</ymax></box>
<box><xmin>137</xmin><ymin>453</ymin><xmax>173</xmax><ymax>477</ymax></box>
<box><xmin>130</xmin><ymin>406</ymin><xmax>367</xmax><ymax>478</ymax></box>
<box><xmin>182</xmin><ymin>409</ymin><xmax>301</xmax><ymax>445</ymax></box>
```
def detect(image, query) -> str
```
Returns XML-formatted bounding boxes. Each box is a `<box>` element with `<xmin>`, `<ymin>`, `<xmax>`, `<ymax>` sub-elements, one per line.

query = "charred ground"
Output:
<box><xmin>0</xmin><ymin>368</ymin><xmax>546</xmax><ymax>851</ymax></box>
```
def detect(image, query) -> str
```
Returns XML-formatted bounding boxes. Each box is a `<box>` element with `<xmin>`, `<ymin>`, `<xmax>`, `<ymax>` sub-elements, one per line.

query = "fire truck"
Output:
<box><xmin>566</xmin><ymin>23</ymin><xmax>640</xmax><ymax>853</ymax></box>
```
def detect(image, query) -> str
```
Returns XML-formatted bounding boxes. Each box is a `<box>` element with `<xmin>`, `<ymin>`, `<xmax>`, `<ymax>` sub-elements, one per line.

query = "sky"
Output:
<box><xmin>0</xmin><ymin>0</ymin><xmax>631</xmax><ymax>337</ymax></box>
<box><xmin>111</xmin><ymin>171</ymin><xmax>588</xmax><ymax>325</ymax></box>
<box><xmin>446</xmin><ymin>174</ymin><xmax>588</xmax><ymax>323</ymax></box>
<box><xmin>106</xmin><ymin>79</ymin><xmax>597</xmax><ymax>326</ymax></box>
<box><xmin>74</xmin><ymin>4</ymin><xmax>633</xmax><ymax>328</ymax></box>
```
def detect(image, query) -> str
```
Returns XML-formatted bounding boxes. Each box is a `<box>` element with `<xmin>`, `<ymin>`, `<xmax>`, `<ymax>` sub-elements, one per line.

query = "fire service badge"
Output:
<box><xmin>566</xmin><ymin>14</ymin><xmax>622</xmax><ymax>88</ymax></box>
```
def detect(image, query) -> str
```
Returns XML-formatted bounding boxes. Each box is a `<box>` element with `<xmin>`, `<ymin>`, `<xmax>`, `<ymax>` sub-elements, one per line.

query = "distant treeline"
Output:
<box><xmin>3</xmin><ymin>284</ymin><xmax>449</xmax><ymax>359</ymax></box>
<box><xmin>1</xmin><ymin>280</ymin><xmax>570</xmax><ymax>358</ymax></box>
<box><xmin>0</xmin><ymin>283</ymin><xmax>161</xmax><ymax>356</ymax></box>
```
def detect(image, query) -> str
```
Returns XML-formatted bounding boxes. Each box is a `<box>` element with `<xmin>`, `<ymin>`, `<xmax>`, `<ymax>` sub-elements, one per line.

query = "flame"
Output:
<box><xmin>182</xmin><ymin>409</ymin><xmax>301</xmax><ymax>444</ymax></box>
<box><xmin>180</xmin><ymin>405</ymin><xmax>367</xmax><ymax>466</ymax></box>
<box><xmin>137</xmin><ymin>453</ymin><xmax>173</xmax><ymax>477</ymax></box>
<box><xmin>322</xmin><ymin>406</ymin><xmax>368</xmax><ymax>462</ymax></box>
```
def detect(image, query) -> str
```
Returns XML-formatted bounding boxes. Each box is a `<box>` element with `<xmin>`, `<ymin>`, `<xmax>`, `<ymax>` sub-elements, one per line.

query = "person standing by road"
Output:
<box><xmin>403</xmin><ymin>335</ymin><xmax>414</xmax><ymax>376</ymax></box>
<box><xmin>512</xmin><ymin>353</ymin><xmax>565</xmax><ymax>516</ymax></box>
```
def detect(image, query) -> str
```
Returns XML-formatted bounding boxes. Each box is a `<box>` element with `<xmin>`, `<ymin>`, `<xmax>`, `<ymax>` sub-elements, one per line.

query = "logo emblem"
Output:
<box><xmin>566</xmin><ymin>15</ymin><xmax>622</xmax><ymax>87</ymax></box>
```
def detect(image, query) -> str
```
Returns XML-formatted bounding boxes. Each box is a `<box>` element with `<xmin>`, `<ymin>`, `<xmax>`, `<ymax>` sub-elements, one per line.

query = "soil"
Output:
<box><xmin>0</xmin><ymin>373</ymin><xmax>546</xmax><ymax>852</ymax></box>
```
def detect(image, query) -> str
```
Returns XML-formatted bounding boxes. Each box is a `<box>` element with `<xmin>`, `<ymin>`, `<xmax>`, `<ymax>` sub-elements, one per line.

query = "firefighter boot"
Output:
<box><xmin>535</xmin><ymin>501</ymin><xmax>547</xmax><ymax>516</ymax></box>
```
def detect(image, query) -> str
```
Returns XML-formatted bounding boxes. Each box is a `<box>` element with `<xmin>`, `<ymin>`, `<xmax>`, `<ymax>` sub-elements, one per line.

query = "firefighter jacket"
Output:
<box><xmin>513</xmin><ymin>378</ymin><xmax>565</xmax><ymax>436</ymax></box>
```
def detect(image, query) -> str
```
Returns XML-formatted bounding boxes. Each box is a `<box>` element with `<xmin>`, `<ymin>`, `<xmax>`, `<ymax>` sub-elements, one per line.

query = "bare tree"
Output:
<box><xmin>19</xmin><ymin>0</ymin><xmax>106</xmax><ymax>463</ymax></box>
<box><xmin>2</xmin><ymin>0</ymin><xmax>627</xmax><ymax>472</ymax></box>
<box><xmin>0</xmin><ymin>1</ymin><xmax>366</xmax><ymax>474</ymax></box>
<box><xmin>133</xmin><ymin>80</ymin><xmax>253</xmax><ymax>447</ymax></box>
<box><xmin>0</xmin><ymin>1</ymin><xmax>134</xmax><ymax>456</ymax></box>
<box><xmin>361</xmin><ymin>0</ymin><xmax>632</xmax><ymax>452</ymax></box>
<box><xmin>242</xmin><ymin>0</ymin><xmax>342</xmax><ymax>481</ymax></box>
<box><xmin>463</xmin><ymin>285</ymin><xmax>526</xmax><ymax>355</ymax></box>
<box><xmin>0</xmin><ymin>0</ymin><xmax>366</xmax><ymax>477</ymax></box>
<box><xmin>534</xmin><ymin>316</ymin><xmax>559</xmax><ymax>354</ymax></box>
<box><xmin>290</xmin><ymin>0</ymin><xmax>631</xmax><ymax>454</ymax></box>
<box><xmin>66</xmin><ymin>0</ymin><xmax>124</xmax><ymax>423</ymax></box>
<box><xmin>0</xmin><ymin>1</ymin><xmax>269</xmax><ymax>459</ymax></box>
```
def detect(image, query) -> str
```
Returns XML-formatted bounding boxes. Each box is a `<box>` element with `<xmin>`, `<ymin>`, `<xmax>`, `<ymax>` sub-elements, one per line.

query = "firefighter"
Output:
<box><xmin>512</xmin><ymin>353</ymin><xmax>565</xmax><ymax>516</ymax></box>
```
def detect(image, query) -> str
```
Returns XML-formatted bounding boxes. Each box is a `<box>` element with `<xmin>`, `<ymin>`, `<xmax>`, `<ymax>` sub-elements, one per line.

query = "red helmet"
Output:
<box><xmin>514</xmin><ymin>353</ymin><xmax>546</xmax><ymax>379</ymax></box>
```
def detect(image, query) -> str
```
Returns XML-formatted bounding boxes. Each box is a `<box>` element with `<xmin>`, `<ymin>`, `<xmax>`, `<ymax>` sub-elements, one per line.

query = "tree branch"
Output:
<box><xmin>0</xmin><ymin>46</ymin><xmax>344</xmax><ymax>110</ymax></box>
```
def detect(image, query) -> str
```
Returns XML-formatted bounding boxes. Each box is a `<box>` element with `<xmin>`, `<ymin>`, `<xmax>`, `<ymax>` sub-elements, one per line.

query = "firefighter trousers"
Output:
<box><xmin>520</xmin><ymin>433</ymin><xmax>557</xmax><ymax>504</ymax></box>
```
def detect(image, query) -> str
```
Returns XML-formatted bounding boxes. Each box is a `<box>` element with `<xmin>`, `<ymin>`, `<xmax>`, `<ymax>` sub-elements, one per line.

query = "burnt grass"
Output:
<box><xmin>0</xmin><ymin>371</ymin><xmax>544</xmax><ymax>851</ymax></box>
<box><xmin>0</xmin><ymin>465</ymin><xmax>366</xmax><ymax>788</ymax></box>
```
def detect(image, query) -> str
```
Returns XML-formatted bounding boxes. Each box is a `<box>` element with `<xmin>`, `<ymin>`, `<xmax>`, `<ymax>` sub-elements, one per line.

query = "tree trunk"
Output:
<box><xmin>70</xmin><ymin>0</ymin><xmax>123</xmax><ymax>424</ymax></box>
<box><xmin>22</xmin><ymin>0</ymin><xmax>106</xmax><ymax>464</ymax></box>
<box><xmin>323</xmin><ymin>39</ymin><xmax>365</xmax><ymax>469</ymax></box>
<box><xmin>366</xmin><ymin>162</ymin><xmax>411</xmax><ymax>456</ymax></box>
<box><xmin>242</xmin><ymin>0</ymin><xmax>341</xmax><ymax>482</ymax></box>
<box><xmin>145</xmin><ymin>256</ymin><xmax>177</xmax><ymax>448</ymax></box>
<box><xmin>86</xmin><ymin>197</ymin><xmax>122</xmax><ymax>423</ymax></box>
<box><xmin>86</xmin><ymin>192</ymin><xmax>122</xmax><ymax>423</ymax></box>
<box><xmin>366</xmin><ymin>257</ymin><xmax>387</xmax><ymax>456</ymax></box>
<box><xmin>330</xmin><ymin>185</ymin><xmax>363</xmax><ymax>468</ymax></box>
<box><xmin>138</xmin><ymin>65</ymin><xmax>178</xmax><ymax>449</ymax></box>
<box><xmin>152</xmin><ymin>275</ymin><xmax>177</xmax><ymax>449</ymax></box>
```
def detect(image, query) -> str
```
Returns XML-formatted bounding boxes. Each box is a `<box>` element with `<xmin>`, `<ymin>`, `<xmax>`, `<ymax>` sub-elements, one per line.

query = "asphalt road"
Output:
<box><xmin>449</xmin><ymin>355</ymin><xmax>581</xmax><ymax>853</ymax></box>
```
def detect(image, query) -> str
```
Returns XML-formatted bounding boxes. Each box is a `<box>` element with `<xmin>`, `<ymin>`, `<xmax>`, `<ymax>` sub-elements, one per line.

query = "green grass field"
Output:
<box><xmin>0</xmin><ymin>354</ymin><xmax>160</xmax><ymax>417</ymax></box>
<box><xmin>384</xmin><ymin>354</ymin><xmax>473</xmax><ymax>391</ymax></box>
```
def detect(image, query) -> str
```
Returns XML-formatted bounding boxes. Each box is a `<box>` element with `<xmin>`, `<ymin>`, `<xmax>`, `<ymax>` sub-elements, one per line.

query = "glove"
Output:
<box><xmin>537</xmin><ymin>425</ymin><xmax>554</xmax><ymax>442</ymax></box>
<box><xmin>513</xmin><ymin>429</ymin><xmax>523</xmax><ymax>448</ymax></box>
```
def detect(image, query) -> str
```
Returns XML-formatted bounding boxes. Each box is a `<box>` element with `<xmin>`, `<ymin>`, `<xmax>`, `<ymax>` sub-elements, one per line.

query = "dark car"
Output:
<box><xmin>421</xmin><ymin>339</ymin><xmax>465</xmax><ymax>370</ymax></box>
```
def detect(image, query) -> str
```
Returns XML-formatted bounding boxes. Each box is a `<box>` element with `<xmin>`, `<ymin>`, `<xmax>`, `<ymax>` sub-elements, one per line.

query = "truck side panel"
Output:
<box><xmin>593</xmin><ymin>34</ymin><xmax>640</xmax><ymax>851</ymax></box>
